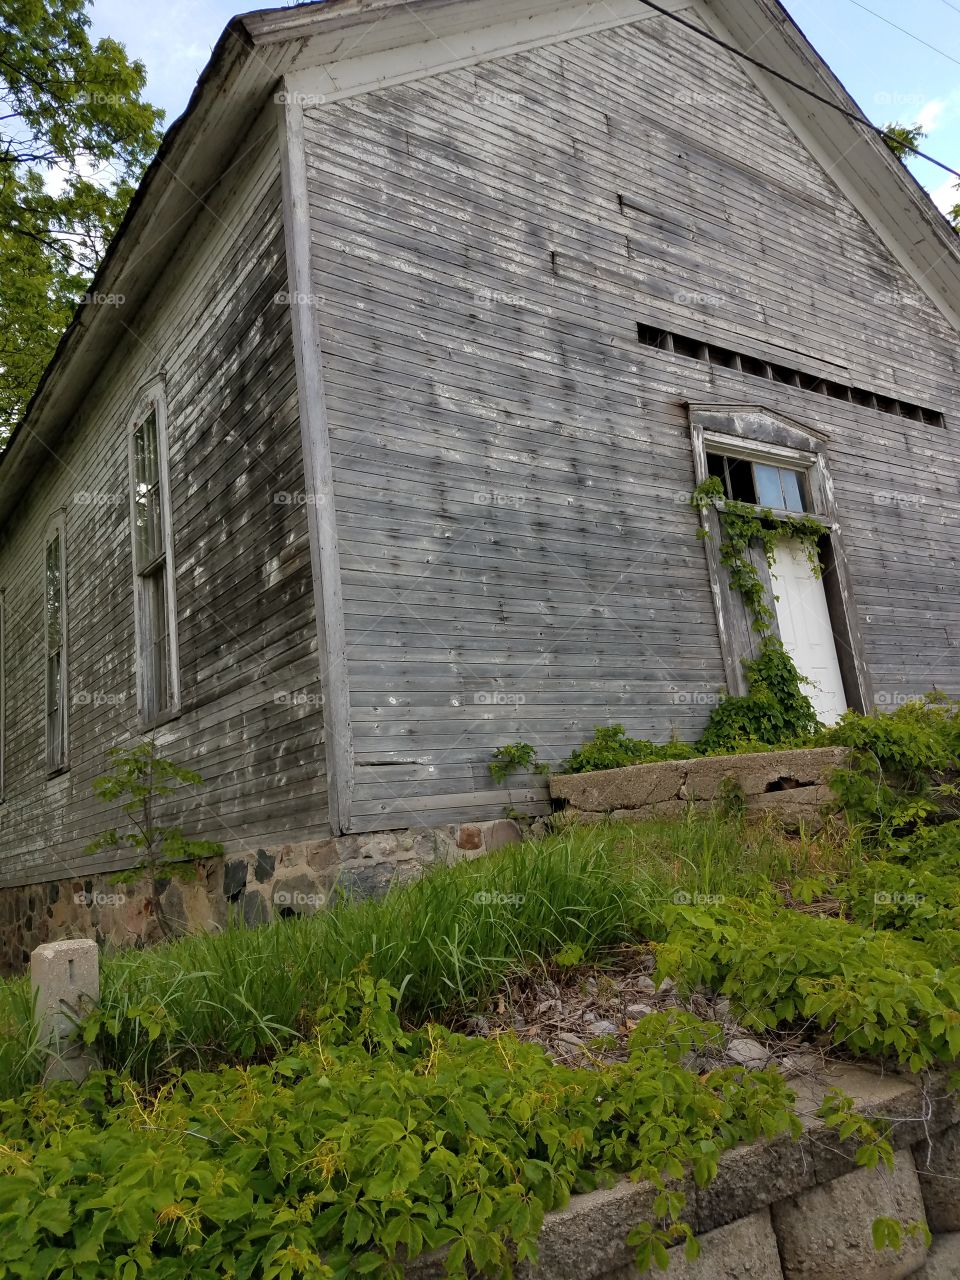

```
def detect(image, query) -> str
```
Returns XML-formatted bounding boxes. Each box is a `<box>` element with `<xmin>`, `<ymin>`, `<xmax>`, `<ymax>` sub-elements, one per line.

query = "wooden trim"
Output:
<box><xmin>701</xmin><ymin>431</ymin><xmax>818</xmax><ymax>470</ymax></box>
<box><xmin>278</xmin><ymin>95</ymin><xmax>354</xmax><ymax>835</ymax></box>
<box><xmin>280</xmin><ymin>0</ymin><xmax>685</xmax><ymax>104</ymax></box>
<box><xmin>126</xmin><ymin>376</ymin><xmax>181</xmax><ymax>725</ymax></box>
<box><xmin>815</xmin><ymin>456</ymin><xmax>873</xmax><ymax>714</ymax></box>
<box><xmin>690</xmin><ymin>419</ymin><xmax>747</xmax><ymax>696</ymax></box>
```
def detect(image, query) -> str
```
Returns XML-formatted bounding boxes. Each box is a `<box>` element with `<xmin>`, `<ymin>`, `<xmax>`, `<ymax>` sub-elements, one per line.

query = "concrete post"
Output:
<box><xmin>30</xmin><ymin>938</ymin><xmax>100</xmax><ymax>1083</ymax></box>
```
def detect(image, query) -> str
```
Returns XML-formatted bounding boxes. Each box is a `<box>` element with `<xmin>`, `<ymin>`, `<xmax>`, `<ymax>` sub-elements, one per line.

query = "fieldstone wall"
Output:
<box><xmin>549</xmin><ymin>746</ymin><xmax>850</xmax><ymax>832</ymax></box>
<box><xmin>0</xmin><ymin>818</ymin><xmax>522</xmax><ymax>976</ymax></box>
<box><xmin>406</xmin><ymin>1061</ymin><xmax>960</xmax><ymax>1278</ymax></box>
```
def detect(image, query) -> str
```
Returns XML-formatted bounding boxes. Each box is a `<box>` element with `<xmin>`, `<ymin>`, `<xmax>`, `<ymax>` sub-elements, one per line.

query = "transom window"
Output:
<box><xmin>129</xmin><ymin>394</ymin><xmax>178</xmax><ymax>723</ymax></box>
<box><xmin>44</xmin><ymin>517</ymin><xmax>67</xmax><ymax>773</ymax></box>
<box><xmin>706</xmin><ymin>452</ymin><xmax>808</xmax><ymax>514</ymax></box>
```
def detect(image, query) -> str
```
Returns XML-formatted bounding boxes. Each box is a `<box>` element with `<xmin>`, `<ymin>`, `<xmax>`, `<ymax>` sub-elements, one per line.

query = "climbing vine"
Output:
<box><xmin>690</xmin><ymin>475</ymin><xmax>826</xmax><ymax>634</ymax></box>
<box><xmin>684</xmin><ymin>476</ymin><xmax>825</xmax><ymax>750</ymax></box>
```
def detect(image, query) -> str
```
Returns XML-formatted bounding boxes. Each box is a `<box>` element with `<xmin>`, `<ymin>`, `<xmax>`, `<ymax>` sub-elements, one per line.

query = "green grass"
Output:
<box><xmin>0</xmin><ymin>812</ymin><xmax>835</xmax><ymax>1095</ymax></box>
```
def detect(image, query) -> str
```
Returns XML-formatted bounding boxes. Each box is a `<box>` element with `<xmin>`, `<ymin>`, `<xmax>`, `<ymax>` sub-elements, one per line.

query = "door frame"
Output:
<box><xmin>686</xmin><ymin>403</ymin><xmax>872</xmax><ymax>713</ymax></box>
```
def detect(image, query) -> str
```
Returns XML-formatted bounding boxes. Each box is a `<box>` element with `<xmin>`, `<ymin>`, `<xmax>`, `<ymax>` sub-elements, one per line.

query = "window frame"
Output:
<box><xmin>42</xmin><ymin>512</ymin><xmax>69</xmax><ymax>776</ymax></box>
<box><xmin>705</xmin><ymin>445</ymin><xmax>813</xmax><ymax>516</ymax></box>
<box><xmin>688</xmin><ymin>405</ymin><xmax>871</xmax><ymax>712</ymax></box>
<box><xmin>127</xmin><ymin>382</ymin><xmax>180</xmax><ymax>726</ymax></box>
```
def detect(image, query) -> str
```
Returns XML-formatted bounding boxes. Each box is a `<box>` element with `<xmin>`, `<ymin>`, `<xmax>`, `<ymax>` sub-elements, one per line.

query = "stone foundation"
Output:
<box><xmin>549</xmin><ymin>746</ymin><xmax>850</xmax><ymax>832</ymax></box>
<box><xmin>405</xmin><ymin>1061</ymin><xmax>960</xmax><ymax>1278</ymax></box>
<box><xmin>0</xmin><ymin>818</ymin><xmax>522</xmax><ymax>976</ymax></box>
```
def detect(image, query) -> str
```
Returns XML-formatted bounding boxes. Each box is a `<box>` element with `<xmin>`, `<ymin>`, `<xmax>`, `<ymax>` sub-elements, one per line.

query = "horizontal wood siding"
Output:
<box><xmin>302</xmin><ymin>10</ymin><xmax>960</xmax><ymax>830</ymax></box>
<box><xmin>0</xmin><ymin>123</ymin><xmax>329</xmax><ymax>888</ymax></box>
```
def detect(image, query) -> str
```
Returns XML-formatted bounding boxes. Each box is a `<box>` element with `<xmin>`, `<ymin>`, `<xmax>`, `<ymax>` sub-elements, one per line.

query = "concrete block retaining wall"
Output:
<box><xmin>549</xmin><ymin>746</ymin><xmax>850</xmax><ymax>831</ymax></box>
<box><xmin>0</xmin><ymin>818</ymin><xmax>522</xmax><ymax>975</ymax></box>
<box><xmin>408</xmin><ymin>1063</ymin><xmax>960</xmax><ymax>1278</ymax></box>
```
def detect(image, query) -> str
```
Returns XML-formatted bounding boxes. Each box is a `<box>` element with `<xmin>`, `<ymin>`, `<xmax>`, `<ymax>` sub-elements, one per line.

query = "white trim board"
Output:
<box><xmin>283</xmin><ymin>0</ymin><xmax>691</xmax><ymax>105</ymax></box>
<box><xmin>277</xmin><ymin>99</ymin><xmax>355</xmax><ymax>835</ymax></box>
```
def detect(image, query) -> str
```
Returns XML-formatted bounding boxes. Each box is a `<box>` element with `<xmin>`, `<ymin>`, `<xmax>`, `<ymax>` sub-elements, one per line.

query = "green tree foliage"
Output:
<box><xmin>881</xmin><ymin>121</ymin><xmax>926</xmax><ymax>161</ymax></box>
<box><xmin>882</xmin><ymin>120</ymin><xmax>960</xmax><ymax>230</ymax></box>
<box><xmin>85</xmin><ymin>740</ymin><xmax>222</xmax><ymax>934</ymax></box>
<box><xmin>0</xmin><ymin>0</ymin><xmax>163</xmax><ymax>437</ymax></box>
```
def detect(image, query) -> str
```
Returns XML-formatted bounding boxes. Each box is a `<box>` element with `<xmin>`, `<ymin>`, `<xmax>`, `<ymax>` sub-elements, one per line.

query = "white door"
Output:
<box><xmin>770</xmin><ymin>539</ymin><xmax>847</xmax><ymax>725</ymax></box>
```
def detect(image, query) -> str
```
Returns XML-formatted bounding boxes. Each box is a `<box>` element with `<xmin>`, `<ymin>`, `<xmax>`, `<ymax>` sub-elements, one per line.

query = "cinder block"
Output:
<box><xmin>655</xmin><ymin>1210</ymin><xmax>784</xmax><ymax>1278</ymax></box>
<box><xmin>911</xmin><ymin>1232</ymin><xmax>960</xmax><ymax>1280</ymax></box>
<box><xmin>771</xmin><ymin>1149</ymin><xmax>928</xmax><ymax>1280</ymax></box>
<box><xmin>915</xmin><ymin>1124</ymin><xmax>960</xmax><ymax>1232</ymax></box>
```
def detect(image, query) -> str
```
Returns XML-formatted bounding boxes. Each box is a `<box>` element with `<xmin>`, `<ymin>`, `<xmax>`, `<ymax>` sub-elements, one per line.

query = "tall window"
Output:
<box><xmin>44</xmin><ymin>517</ymin><xmax>68</xmax><ymax>773</ymax></box>
<box><xmin>129</xmin><ymin>394</ymin><xmax>178</xmax><ymax>722</ymax></box>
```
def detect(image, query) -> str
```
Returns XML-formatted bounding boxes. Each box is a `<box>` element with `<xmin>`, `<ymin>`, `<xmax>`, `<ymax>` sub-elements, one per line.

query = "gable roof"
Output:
<box><xmin>2</xmin><ymin>0</ymin><xmax>958</xmax><ymax>527</ymax></box>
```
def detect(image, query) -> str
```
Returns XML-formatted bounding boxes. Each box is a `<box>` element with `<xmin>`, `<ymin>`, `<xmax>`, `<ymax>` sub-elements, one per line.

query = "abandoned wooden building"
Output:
<box><xmin>0</xmin><ymin>0</ymin><xmax>958</xmax><ymax>907</ymax></box>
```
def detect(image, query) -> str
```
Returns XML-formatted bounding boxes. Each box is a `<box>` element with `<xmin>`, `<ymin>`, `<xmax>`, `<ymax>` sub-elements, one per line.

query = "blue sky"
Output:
<box><xmin>89</xmin><ymin>0</ymin><xmax>960</xmax><ymax>210</ymax></box>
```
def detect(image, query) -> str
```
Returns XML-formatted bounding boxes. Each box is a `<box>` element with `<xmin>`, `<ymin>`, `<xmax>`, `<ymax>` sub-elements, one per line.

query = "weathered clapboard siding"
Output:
<box><xmin>0</xmin><ymin>118</ymin><xmax>330</xmax><ymax>888</ymax></box>
<box><xmin>301</xmin><ymin>9</ymin><xmax>960</xmax><ymax>831</ymax></box>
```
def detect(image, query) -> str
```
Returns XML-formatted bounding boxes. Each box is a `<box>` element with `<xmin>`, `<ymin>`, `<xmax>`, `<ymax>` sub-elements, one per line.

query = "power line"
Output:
<box><xmin>636</xmin><ymin>0</ymin><xmax>960</xmax><ymax>182</ymax></box>
<box><xmin>842</xmin><ymin>0</ymin><xmax>960</xmax><ymax>70</ymax></box>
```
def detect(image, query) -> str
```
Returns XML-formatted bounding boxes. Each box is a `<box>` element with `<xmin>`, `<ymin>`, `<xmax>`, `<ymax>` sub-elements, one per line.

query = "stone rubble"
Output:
<box><xmin>465</xmin><ymin>947</ymin><xmax>802</xmax><ymax>1074</ymax></box>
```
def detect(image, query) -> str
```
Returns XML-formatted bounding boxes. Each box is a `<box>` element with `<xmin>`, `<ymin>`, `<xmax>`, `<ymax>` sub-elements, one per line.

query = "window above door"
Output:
<box><xmin>706</xmin><ymin>451</ymin><xmax>809</xmax><ymax>513</ymax></box>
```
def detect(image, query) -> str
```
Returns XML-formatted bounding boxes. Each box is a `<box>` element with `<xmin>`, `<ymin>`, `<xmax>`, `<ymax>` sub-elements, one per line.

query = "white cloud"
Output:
<box><xmin>929</xmin><ymin>176</ymin><xmax>959</xmax><ymax>215</ymax></box>
<box><xmin>917</xmin><ymin>99</ymin><xmax>946</xmax><ymax>134</ymax></box>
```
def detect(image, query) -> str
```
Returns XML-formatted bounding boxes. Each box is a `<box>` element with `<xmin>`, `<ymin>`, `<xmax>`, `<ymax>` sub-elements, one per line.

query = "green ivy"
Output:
<box><xmin>690</xmin><ymin>476</ymin><xmax>825</xmax><ymax>634</ymax></box>
<box><xmin>818</xmin><ymin>696</ymin><xmax>960</xmax><ymax>833</ymax></box>
<box><xmin>561</xmin><ymin>725</ymin><xmax>693</xmax><ymax>774</ymax></box>
<box><xmin>656</xmin><ymin>897</ymin><xmax>960</xmax><ymax>1071</ymax></box>
<box><xmin>489</xmin><ymin>742</ymin><xmax>550</xmax><ymax>783</ymax></box>
<box><xmin>696</xmin><ymin>640</ymin><xmax>821</xmax><ymax>753</ymax></box>
<box><xmin>0</xmin><ymin>976</ymin><xmax>804</xmax><ymax>1279</ymax></box>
